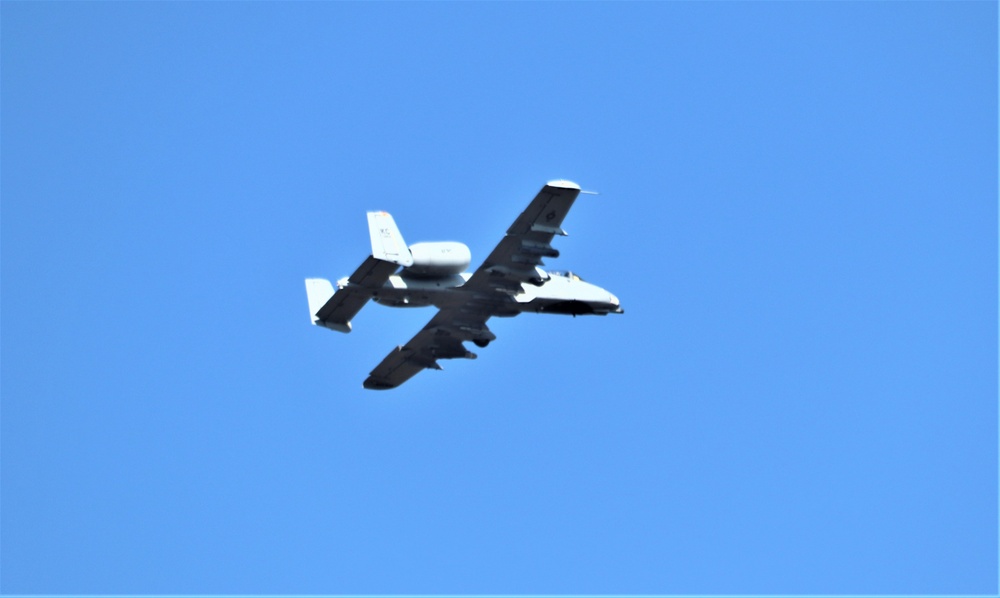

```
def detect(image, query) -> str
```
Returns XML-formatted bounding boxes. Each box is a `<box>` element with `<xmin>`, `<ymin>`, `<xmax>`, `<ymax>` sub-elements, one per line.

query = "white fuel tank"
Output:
<box><xmin>402</xmin><ymin>242</ymin><xmax>472</xmax><ymax>277</ymax></box>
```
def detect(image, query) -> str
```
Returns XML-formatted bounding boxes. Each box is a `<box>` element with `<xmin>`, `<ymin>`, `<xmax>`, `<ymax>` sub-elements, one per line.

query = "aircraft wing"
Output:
<box><xmin>464</xmin><ymin>180</ymin><xmax>582</xmax><ymax>292</ymax></box>
<box><xmin>362</xmin><ymin>180</ymin><xmax>582</xmax><ymax>390</ymax></box>
<box><xmin>363</xmin><ymin>308</ymin><xmax>493</xmax><ymax>390</ymax></box>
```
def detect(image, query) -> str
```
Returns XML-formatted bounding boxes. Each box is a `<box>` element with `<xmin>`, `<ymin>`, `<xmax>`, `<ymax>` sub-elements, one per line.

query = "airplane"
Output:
<box><xmin>304</xmin><ymin>180</ymin><xmax>623</xmax><ymax>390</ymax></box>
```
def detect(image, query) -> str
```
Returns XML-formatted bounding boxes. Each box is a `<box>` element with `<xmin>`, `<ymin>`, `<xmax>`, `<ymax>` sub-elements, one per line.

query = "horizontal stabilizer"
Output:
<box><xmin>349</xmin><ymin>255</ymin><xmax>400</xmax><ymax>287</ymax></box>
<box><xmin>306</xmin><ymin>278</ymin><xmax>353</xmax><ymax>332</ymax></box>
<box><xmin>306</xmin><ymin>252</ymin><xmax>402</xmax><ymax>334</ymax></box>
<box><xmin>368</xmin><ymin>211</ymin><xmax>413</xmax><ymax>267</ymax></box>
<box><xmin>315</xmin><ymin>291</ymin><xmax>365</xmax><ymax>333</ymax></box>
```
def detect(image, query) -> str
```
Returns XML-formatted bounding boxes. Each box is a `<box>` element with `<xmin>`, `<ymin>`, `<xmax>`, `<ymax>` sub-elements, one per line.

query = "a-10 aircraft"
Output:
<box><xmin>305</xmin><ymin>180</ymin><xmax>623</xmax><ymax>390</ymax></box>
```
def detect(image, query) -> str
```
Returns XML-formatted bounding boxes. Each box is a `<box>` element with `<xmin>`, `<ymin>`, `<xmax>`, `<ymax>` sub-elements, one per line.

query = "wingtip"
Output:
<box><xmin>363</xmin><ymin>377</ymin><xmax>396</xmax><ymax>390</ymax></box>
<box><xmin>546</xmin><ymin>179</ymin><xmax>580</xmax><ymax>190</ymax></box>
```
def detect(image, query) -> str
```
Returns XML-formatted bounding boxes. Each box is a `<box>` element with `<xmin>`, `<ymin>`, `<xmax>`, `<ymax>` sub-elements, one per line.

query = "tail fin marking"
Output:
<box><xmin>367</xmin><ymin>211</ymin><xmax>413</xmax><ymax>267</ymax></box>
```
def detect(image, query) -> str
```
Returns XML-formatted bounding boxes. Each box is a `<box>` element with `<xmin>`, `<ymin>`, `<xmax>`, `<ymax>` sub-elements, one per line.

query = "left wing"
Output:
<box><xmin>363</xmin><ymin>308</ymin><xmax>494</xmax><ymax>390</ymax></box>
<box><xmin>464</xmin><ymin>180</ymin><xmax>582</xmax><ymax>292</ymax></box>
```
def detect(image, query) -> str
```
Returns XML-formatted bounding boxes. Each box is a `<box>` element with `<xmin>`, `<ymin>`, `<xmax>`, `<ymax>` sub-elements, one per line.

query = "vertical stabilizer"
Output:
<box><xmin>305</xmin><ymin>278</ymin><xmax>336</xmax><ymax>325</ymax></box>
<box><xmin>367</xmin><ymin>211</ymin><xmax>413</xmax><ymax>267</ymax></box>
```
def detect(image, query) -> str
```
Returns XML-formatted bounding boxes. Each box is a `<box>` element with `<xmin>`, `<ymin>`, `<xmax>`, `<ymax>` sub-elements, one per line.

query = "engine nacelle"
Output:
<box><xmin>402</xmin><ymin>242</ymin><xmax>472</xmax><ymax>277</ymax></box>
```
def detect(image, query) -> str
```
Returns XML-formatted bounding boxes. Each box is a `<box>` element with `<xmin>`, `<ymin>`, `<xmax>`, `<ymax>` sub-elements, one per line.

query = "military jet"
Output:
<box><xmin>305</xmin><ymin>180</ymin><xmax>623</xmax><ymax>390</ymax></box>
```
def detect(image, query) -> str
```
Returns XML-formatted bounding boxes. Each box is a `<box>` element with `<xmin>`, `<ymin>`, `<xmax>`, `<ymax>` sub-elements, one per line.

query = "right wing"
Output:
<box><xmin>363</xmin><ymin>308</ymin><xmax>494</xmax><ymax>390</ymax></box>
<box><xmin>463</xmin><ymin>180</ymin><xmax>582</xmax><ymax>292</ymax></box>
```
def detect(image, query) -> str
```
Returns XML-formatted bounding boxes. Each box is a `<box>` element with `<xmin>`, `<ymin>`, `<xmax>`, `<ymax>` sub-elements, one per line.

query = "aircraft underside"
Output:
<box><xmin>368</xmin><ymin>276</ymin><xmax>621</xmax><ymax>317</ymax></box>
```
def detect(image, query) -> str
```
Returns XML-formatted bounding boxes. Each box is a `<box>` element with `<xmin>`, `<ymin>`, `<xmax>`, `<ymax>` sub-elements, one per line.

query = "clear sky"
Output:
<box><xmin>2</xmin><ymin>2</ymin><xmax>996</xmax><ymax>595</ymax></box>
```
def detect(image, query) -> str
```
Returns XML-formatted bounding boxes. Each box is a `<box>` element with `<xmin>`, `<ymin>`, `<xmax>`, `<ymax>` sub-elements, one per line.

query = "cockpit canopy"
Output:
<box><xmin>549</xmin><ymin>270</ymin><xmax>585</xmax><ymax>282</ymax></box>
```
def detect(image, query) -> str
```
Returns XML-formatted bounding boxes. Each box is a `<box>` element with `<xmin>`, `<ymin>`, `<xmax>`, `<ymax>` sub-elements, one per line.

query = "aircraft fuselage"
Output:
<box><xmin>356</xmin><ymin>271</ymin><xmax>622</xmax><ymax>317</ymax></box>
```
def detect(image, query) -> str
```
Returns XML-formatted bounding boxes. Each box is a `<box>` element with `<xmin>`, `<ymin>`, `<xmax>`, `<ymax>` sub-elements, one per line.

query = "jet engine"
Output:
<box><xmin>402</xmin><ymin>242</ymin><xmax>472</xmax><ymax>277</ymax></box>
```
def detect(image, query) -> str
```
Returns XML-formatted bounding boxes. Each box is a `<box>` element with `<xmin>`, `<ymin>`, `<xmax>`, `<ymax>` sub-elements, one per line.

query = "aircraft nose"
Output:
<box><xmin>607</xmin><ymin>293</ymin><xmax>623</xmax><ymax>314</ymax></box>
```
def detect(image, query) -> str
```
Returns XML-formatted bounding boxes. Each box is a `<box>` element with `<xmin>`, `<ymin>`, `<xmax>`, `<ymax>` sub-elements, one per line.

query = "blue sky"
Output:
<box><xmin>1</xmin><ymin>2</ymin><xmax>996</xmax><ymax>595</ymax></box>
